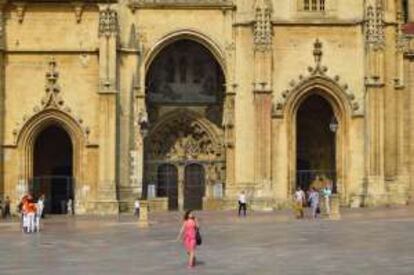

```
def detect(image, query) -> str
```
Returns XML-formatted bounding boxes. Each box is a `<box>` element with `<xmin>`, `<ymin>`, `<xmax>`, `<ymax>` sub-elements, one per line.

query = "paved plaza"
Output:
<box><xmin>1</xmin><ymin>207</ymin><xmax>414</xmax><ymax>275</ymax></box>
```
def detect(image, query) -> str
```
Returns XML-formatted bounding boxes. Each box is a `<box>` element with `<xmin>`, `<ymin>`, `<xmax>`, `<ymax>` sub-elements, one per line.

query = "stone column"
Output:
<box><xmin>0</xmin><ymin>1</ymin><xmax>5</xmax><ymax>200</ymax></box>
<box><xmin>253</xmin><ymin>87</ymin><xmax>272</xmax><ymax>189</ymax></box>
<box><xmin>223</xmin><ymin>86</ymin><xmax>236</xmax><ymax>196</ymax></box>
<box><xmin>407</xmin><ymin>57</ymin><xmax>414</xmax><ymax>202</ymax></box>
<box><xmin>252</xmin><ymin>0</ymin><xmax>273</xmax><ymax>203</ymax></box>
<box><xmin>409</xmin><ymin>0</ymin><xmax>414</xmax><ymax>22</ymax></box>
<box><xmin>177</xmin><ymin>164</ymin><xmax>185</xmax><ymax>211</ymax></box>
<box><xmin>95</xmin><ymin>5</ymin><xmax>119</xmax><ymax>214</ymax></box>
<box><xmin>364</xmin><ymin>13</ymin><xmax>386</xmax><ymax>205</ymax></box>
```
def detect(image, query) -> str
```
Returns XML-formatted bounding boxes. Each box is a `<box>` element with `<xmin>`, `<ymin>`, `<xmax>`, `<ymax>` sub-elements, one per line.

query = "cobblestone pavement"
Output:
<box><xmin>1</xmin><ymin>206</ymin><xmax>414</xmax><ymax>275</ymax></box>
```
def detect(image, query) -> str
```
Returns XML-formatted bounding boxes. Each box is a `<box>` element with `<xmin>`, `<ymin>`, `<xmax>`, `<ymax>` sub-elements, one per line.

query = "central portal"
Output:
<box><xmin>144</xmin><ymin>38</ymin><xmax>226</xmax><ymax>211</ymax></box>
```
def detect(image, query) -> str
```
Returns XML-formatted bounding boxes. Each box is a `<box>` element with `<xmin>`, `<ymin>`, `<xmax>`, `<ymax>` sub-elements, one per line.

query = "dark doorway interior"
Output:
<box><xmin>33</xmin><ymin>125</ymin><xmax>73</xmax><ymax>214</ymax></box>
<box><xmin>184</xmin><ymin>163</ymin><xmax>205</xmax><ymax>210</ymax></box>
<box><xmin>296</xmin><ymin>94</ymin><xmax>336</xmax><ymax>192</ymax></box>
<box><xmin>157</xmin><ymin>164</ymin><xmax>178</xmax><ymax>210</ymax></box>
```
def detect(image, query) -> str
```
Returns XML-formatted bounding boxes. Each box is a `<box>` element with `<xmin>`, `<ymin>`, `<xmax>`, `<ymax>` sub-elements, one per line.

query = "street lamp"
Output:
<box><xmin>138</xmin><ymin>110</ymin><xmax>149</xmax><ymax>138</ymax></box>
<box><xmin>329</xmin><ymin>116</ymin><xmax>338</xmax><ymax>133</ymax></box>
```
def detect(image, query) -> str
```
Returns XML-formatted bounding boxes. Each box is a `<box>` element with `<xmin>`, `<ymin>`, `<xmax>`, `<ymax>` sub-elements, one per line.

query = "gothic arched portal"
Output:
<box><xmin>296</xmin><ymin>94</ymin><xmax>336</xmax><ymax>192</ymax></box>
<box><xmin>144</xmin><ymin>38</ymin><xmax>226</xmax><ymax>211</ymax></box>
<box><xmin>33</xmin><ymin>125</ymin><xmax>74</xmax><ymax>214</ymax></box>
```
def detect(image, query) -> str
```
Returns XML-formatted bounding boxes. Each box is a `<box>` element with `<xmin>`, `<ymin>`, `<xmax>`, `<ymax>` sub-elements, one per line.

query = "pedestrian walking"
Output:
<box><xmin>238</xmin><ymin>190</ymin><xmax>247</xmax><ymax>216</ymax></box>
<box><xmin>19</xmin><ymin>195</ymin><xmax>31</xmax><ymax>233</ymax></box>
<box><xmin>36</xmin><ymin>194</ymin><xmax>45</xmax><ymax>231</ymax></box>
<box><xmin>322</xmin><ymin>184</ymin><xmax>332</xmax><ymax>215</ymax></box>
<box><xmin>134</xmin><ymin>198</ymin><xmax>140</xmax><ymax>218</ymax></box>
<box><xmin>3</xmin><ymin>196</ymin><xmax>11</xmax><ymax>219</ymax></box>
<box><xmin>67</xmin><ymin>198</ymin><xmax>73</xmax><ymax>215</ymax></box>
<box><xmin>177</xmin><ymin>210</ymin><xmax>199</xmax><ymax>269</ymax></box>
<box><xmin>293</xmin><ymin>187</ymin><xmax>306</xmax><ymax>219</ymax></box>
<box><xmin>308</xmin><ymin>187</ymin><xmax>320</xmax><ymax>219</ymax></box>
<box><xmin>23</xmin><ymin>195</ymin><xmax>37</xmax><ymax>233</ymax></box>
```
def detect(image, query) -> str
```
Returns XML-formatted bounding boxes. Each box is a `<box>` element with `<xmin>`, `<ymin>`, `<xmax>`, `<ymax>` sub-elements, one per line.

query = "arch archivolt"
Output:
<box><xmin>142</xmin><ymin>29</ymin><xmax>228</xmax><ymax>81</ymax></box>
<box><xmin>15</xmin><ymin>109</ymin><xmax>88</xmax><ymax>187</ymax></box>
<box><xmin>10</xmin><ymin>58</ymin><xmax>92</xmax><ymax>198</ymax></box>
<box><xmin>281</xmin><ymin>81</ymin><xmax>352</xmax><ymax>201</ymax></box>
<box><xmin>273</xmin><ymin>75</ymin><xmax>361</xmax><ymax>119</ymax></box>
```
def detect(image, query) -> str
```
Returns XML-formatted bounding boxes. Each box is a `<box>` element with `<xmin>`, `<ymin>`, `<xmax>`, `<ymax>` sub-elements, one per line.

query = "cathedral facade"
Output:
<box><xmin>1</xmin><ymin>0</ymin><xmax>414</xmax><ymax>214</ymax></box>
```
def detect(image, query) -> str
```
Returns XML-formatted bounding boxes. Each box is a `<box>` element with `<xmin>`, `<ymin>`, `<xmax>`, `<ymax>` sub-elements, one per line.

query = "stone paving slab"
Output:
<box><xmin>1</xmin><ymin>207</ymin><xmax>414</xmax><ymax>275</ymax></box>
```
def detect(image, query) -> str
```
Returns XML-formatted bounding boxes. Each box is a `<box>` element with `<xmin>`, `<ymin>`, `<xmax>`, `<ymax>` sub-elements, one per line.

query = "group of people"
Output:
<box><xmin>18</xmin><ymin>194</ymin><xmax>45</xmax><ymax>233</ymax></box>
<box><xmin>293</xmin><ymin>181</ymin><xmax>333</xmax><ymax>219</ymax></box>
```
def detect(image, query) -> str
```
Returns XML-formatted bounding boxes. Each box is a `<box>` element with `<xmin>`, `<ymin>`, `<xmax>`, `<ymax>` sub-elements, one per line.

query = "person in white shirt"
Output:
<box><xmin>67</xmin><ymin>198</ymin><xmax>73</xmax><ymax>215</ymax></box>
<box><xmin>322</xmin><ymin>183</ymin><xmax>332</xmax><ymax>215</ymax></box>
<box><xmin>134</xmin><ymin>198</ymin><xmax>140</xmax><ymax>218</ymax></box>
<box><xmin>238</xmin><ymin>191</ymin><xmax>247</xmax><ymax>217</ymax></box>
<box><xmin>293</xmin><ymin>187</ymin><xmax>306</xmax><ymax>219</ymax></box>
<box><xmin>36</xmin><ymin>194</ymin><xmax>45</xmax><ymax>232</ymax></box>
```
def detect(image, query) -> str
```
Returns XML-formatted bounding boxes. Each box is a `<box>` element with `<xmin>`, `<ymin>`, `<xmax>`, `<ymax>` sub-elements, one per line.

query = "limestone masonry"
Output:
<box><xmin>1</xmin><ymin>0</ymin><xmax>414</xmax><ymax>214</ymax></box>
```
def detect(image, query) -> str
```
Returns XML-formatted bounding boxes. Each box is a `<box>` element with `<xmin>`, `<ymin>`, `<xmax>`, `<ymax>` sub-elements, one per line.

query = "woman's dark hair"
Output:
<box><xmin>183</xmin><ymin>209</ymin><xmax>193</xmax><ymax>220</ymax></box>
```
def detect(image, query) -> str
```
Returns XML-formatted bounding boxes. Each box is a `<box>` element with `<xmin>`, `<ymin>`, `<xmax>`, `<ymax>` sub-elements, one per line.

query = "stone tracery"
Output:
<box><xmin>147</xmin><ymin>111</ymin><xmax>223</xmax><ymax>161</ymax></box>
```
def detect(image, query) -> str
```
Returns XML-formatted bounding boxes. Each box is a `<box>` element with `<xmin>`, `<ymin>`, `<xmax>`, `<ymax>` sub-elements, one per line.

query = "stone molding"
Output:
<box><xmin>128</xmin><ymin>0</ymin><xmax>235</xmax><ymax>12</ymax></box>
<box><xmin>273</xmin><ymin>39</ymin><xmax>361</xmax><ymax>118</ymax></box>
<box><xmin>253</xmin><ymin>0</ymin><xmax>272</xmax><ymax>50</ymax></box>
<box><xmin>12</xmin><ymin>58</ymin><xmax>91</xmax><ymax>146</ymax></box>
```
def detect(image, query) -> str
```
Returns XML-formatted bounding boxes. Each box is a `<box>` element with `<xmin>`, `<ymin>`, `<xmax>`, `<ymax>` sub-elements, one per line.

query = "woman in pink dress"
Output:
<box><xmin>177</xmin><ymin>210</ymin><xmax>199</xmax><ymax>268</ymax></box>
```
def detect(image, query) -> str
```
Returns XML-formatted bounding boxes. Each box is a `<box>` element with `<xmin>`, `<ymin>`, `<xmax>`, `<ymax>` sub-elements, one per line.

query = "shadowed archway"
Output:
<box><xmin>33</xmin><ymin>125</ymin><xmax>74</xmax><ymax>214</ymax></box>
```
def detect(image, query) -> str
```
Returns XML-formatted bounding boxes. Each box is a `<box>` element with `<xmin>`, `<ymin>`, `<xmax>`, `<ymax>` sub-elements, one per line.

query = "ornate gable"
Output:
<box><xmin>273</xmin><ymin>39</ymin><xmax>362</xmax><ymax>118</ymax></box>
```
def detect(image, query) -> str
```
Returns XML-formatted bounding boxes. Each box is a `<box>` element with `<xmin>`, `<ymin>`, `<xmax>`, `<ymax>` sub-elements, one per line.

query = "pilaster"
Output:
<box><xmin>252</xmin><ymin>0</ymin><xmax>273</xmax><ymax>195</ymax></box>
<box><xmin>364</xmin><ymin>1</ymin><xmax>386</xmax><ymax>205</ymax></box>
<box><xmin>95</xmin><ymin>4</ymin><xmax>119</xmax><ymax>213</ymax></box>
<box><xmin>0</xmin><ymin>1</ymin><xmax>5</xmax><ymax>200</ymax></box>
<box><xmin>409</xmin><ymin>0</ymin><xmax>414</xmax><ymax>22</ymax></box>
<box><xmin>223</xmin><ymin>85</ymin><xmax>236</xmax><ymax>196</ymax></box>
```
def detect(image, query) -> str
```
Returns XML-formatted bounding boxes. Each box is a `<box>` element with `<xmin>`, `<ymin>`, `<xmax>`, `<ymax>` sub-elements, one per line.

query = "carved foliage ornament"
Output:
<box><xmin>366</xmin><ymin>1</ymin><xmax>384</xmax><ymax>46</ymax></box>
<box><xmin>99</xmin><ymin>6</ymin><xmax>118</xmax><ymax>38</ymax></box>
<box><xmin>273</xmin><ymin>39</ymin><xmax>361</xmax><ymax>117</ymax></box>
<box><xmin>147</xmin><ymin>114</ymin><xmax>223</xmax><ymax>161</ymax></box>
<box><xmin>12</xmin><ymin>58</ymin><xmax>91</xmax><ymax>144</ymax></box>
<box><xmin>253</xmin><ymin>0</ymin><xmax>272</xmax><ymax>48</ymax></box>
<box><xmin>42</xmin><ymin>58</ymin><xmax>63</xmax><ymax>109</ymax></box>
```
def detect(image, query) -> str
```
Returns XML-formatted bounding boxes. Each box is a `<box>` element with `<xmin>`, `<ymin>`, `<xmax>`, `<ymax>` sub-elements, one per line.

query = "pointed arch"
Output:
<box><xmin>143</xmin><ymin>29</ymin><xmax>227</xmax><ymax>81</ymax></box>
<box><xmin>15</xmin><ymin>109</ymin><xmax>88</xmax><ymax>200</ymax></box>
<box><xmin>284</xmin><ymin>79</ymin><xmax>352</xmax><ymax>201</ymax></box>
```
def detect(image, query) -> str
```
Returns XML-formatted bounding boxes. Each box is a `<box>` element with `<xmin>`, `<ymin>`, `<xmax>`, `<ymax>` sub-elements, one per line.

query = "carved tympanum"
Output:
<box><xmin>147</xmin><ymin>113</ymin><xmax>223</xmax><ymax>161</ymax></box>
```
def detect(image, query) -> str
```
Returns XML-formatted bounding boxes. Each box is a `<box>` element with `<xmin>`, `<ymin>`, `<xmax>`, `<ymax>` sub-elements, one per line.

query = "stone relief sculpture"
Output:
<box><xmin>253</xmin><ymin>0</ymin><xmax>273</xmax><ymax>49</ymax></box>
<box><xmin>98</xmin><ymin>6</ymin><xmax>118</xmax><ymax>38</ymax></box>
<box><xmin>147</xmin><ymin>113</ymin><xmax>223</xmax><ymax>161</ymax></box>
